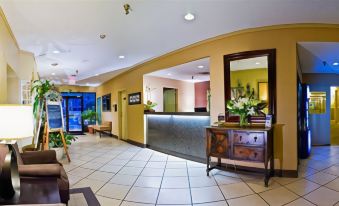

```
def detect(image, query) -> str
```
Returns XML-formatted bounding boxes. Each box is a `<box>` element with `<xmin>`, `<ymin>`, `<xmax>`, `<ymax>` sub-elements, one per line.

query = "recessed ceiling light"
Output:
<box><xmin>95</xmin><ymin>73</ymin><xmax>99</xmax><ymax>76</ymax></box>
<box><xmin>333</xmin><ymin>62</ymin><xmax>339</xmax><ymax>66</ymax></box>
<box><xmin>255</xmin><ymin>62</ymin><xmax>260</xmax><ymax>65</ymax></box>
<box><xmin>184</xmin><ymin>13</ymin><xmax>195</xmax><ymax>21</ymax></box>
<box><xmin>52</xmin><ymin>50</ymin><xmax>60</xmax><ymax>54</ymax></box>
<box><xmin>167</xmin><ymin>73</ymin><xmax>172</xmax><ymax>76</ymax></box>
<box><xmin>100</xmin><ymin>34</ymin><xmax>106</xmax><ymax>39</ymax></box>
<box><xmin>51</xmin><ymin>73</ymin><xmax>55</xmax><ymax>76</ymax></box>
<box><xmin>51</xmin><ymin>63</ymin><xmax>58</xmax><ymax>67</ymax></box>
<box><xmin>197</xmin><ymin>65</ymin><xmax>204</xmax><ymax>69</ymax></box>
<box><xmin>118</xmin><ymin>55</ymin><xmax>125</xmax><ymax>59</ymax></box>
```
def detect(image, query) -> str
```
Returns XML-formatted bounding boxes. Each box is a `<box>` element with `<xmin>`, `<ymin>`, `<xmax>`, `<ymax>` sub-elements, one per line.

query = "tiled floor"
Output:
<box><xmin>62</xmin><ymin>134</ymin><xmax>339</xmax><ymax>206</ymax></box>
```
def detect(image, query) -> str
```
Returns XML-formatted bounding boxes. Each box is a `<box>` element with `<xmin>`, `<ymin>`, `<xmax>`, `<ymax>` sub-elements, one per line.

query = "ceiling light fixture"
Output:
<box><xmin>184</xmin><ymin>13</ymin><xmax>195</xmax><ymax>21</ymax></box>
<box><xmin>51</xmin><ymin>63</ymin><xmax>58</xmax><ymax>67</ymax></box>
<box><xmin>95</xmin><ymin>74</ymin><xmax>99</xmax><ymax>76</ymax></box>
<box><xmin>52</xmin><ymin>50</ymin><xmax>60</xmax><ymax>54</ymax></box>
<box><xmin>100</xmin><ymin>34</ymin><xmax>106</xmax><ymax>39</ymax></box>
<box><xmin>118</xmin><ymin>55</ymin><xmax>125</xmax><ymax>59</ymax></box>
<box><xmin>255</xmin><ymin>62</ymin><xmax>260</xmax><ymax>65</ymax></box>
<box><xmin>197</xmin><ymin>65</ymin><xmax>204</xmax><ymax>69</ymax></box>
<box><xmin>167</xmin><ymin>73</ymin><xmax>172</xmax><ymax>76</ymax></box>
<box><xmin>333</xmin><ymin>62</ymin><xmax>339</xmax><ymax>66</ymax></box>
<box><xmin>51</xmin><ymin>73</ymin><xmax>55</xmax><ymax>76</ymax></box>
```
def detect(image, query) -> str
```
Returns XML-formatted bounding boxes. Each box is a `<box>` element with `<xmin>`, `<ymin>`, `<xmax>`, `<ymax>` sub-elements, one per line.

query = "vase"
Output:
<box><xmin>239</xmin><ymin>114</ymin><xmax>249</xmax><ymax>127</ymax></box>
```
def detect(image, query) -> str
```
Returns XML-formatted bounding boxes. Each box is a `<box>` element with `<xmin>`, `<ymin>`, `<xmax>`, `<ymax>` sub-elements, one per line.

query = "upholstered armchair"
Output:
<box><xmin>11</xmin><ymin>144</ymin><xmax>70</xmax><ymax>204</ymax></box>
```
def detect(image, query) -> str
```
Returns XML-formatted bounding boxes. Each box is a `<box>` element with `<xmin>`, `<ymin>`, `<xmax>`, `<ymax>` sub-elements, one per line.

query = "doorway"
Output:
<box><xmin>118</xmin><ymin>90</ymin><xmax>128</xmax><ymax>140</ymax></box>
<box><xmin>330</xmin><ymin>87</ymin><xmax>339</xmax><ymax>145</ymax></box>
<box><xmin>163</xmin><ymin>88</ymin><xmax>177</xmax><ymax>112</ymax></box>
<box><xmin>62</xmin><ymin>96</ymin><xmax>83</xmax><ymax>134</ymax></box>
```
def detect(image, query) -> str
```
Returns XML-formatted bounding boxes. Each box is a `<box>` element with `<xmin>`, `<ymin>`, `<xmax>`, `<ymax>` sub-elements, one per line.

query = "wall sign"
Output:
<box><xmin>46</xmin><ymin>101</ymin><xmax>64</xmax><ymax>131</ymax></box>
<box><xmin>128</xmin><ymin>92</ymin><xmax>142</xmax><ymax>105</ymax></box>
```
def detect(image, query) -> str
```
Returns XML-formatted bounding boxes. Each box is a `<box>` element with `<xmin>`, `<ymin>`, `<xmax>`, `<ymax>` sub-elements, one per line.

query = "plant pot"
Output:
<box><xmin>51</xmin><ymin>147</ymin><xmax>65</xmax><ymax>161</ymax></box>
<box><xmin>88</xmin><ymin>126</ymin><xmax>95</xmax><ymax>134</ymax></box>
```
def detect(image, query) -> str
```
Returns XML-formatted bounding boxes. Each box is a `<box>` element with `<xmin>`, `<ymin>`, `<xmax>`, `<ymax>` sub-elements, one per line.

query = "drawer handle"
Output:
<box><xmin>254</xmin><ymin>152</ymin><xmax>258</xmax><ymax>158</ymax></box>
<box><xmin>254</xmin><ymin>136</ymin><xmax>257</xmax><ymax>142</ymax></box>
<box><xmin>240</xmin><ymin>136</ymin><xmax>242</xmax><ymax>141</ymax></box>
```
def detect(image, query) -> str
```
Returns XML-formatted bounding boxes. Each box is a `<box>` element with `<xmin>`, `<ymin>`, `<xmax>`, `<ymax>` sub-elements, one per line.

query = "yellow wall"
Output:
<box><xmin>0</xmin><ymin>8</ymin><xmax>37</xmax><ymax>103</ymax></box>
<box><xmin>230</xmin><ymin>68</ymin><xmax>268</xmax><ymax>99</ymax></box>
<box><xmin>96</xmin><ymin>24</ymin><xmax>339</xmax><ymax>171</ymax></box>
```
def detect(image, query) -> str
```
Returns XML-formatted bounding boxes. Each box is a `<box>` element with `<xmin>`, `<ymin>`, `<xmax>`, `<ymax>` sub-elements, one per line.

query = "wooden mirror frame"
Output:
<box><xmin>224</xmin><ymin>49</ymin><xmax>276</xmax><ymax>123</ymax></box>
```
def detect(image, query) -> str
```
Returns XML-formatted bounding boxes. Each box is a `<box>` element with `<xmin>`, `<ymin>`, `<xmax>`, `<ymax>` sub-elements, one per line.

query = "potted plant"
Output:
<box><xmin>49</xmin><ymin>132</ymin><xmax>77</xmax><ymax>160</ymax></box>
<box><xmin>144</xmin><ymin>100</ymin><xmax>157</xmax><ymax>112</ymax></box>
<box><xmin>81</xmin><ymin>109</ymin><xmax>97</xmax><ymax>133</ymax></box>
<box><xmin>226</xmin><ymin>96</ymin><xmax>266</xmax><ymax>127</ymax></box>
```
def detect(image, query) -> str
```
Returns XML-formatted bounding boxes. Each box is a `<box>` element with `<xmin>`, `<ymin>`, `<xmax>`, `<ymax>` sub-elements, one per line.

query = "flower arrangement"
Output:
<box><xmin>226</xmin><ymin>96</ymin><xmax>267</xmax><ymax>126</ymax></box>
<box><xmin>144</xmin><ymin>100</ymin><xmax>157</xmax><ymax>112</ymax></box>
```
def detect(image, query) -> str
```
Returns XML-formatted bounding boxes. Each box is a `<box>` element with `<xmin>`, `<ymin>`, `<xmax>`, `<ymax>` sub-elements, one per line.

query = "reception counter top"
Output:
<box><xmin>144</xmin><ymin>112</ymin><xmax>210</xmax><ymax>162</ymax></box>
<box><xmin>144</xmin><ymin>112</ymin><xmax>210</xmax><ymax>116</ymax></box>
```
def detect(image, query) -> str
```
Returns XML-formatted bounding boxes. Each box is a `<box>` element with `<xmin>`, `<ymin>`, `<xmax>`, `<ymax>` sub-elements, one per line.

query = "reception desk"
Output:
<box><xmin>144</xmin><ymin>112</ymin><xmax>210</xmax><ymax>162</ymax></box>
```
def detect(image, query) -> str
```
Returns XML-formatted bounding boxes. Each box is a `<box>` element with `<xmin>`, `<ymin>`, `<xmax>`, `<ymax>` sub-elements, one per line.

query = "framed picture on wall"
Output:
<box><xmin>128</xmin><ymin>92</ymin><xmax>141</xmax><ymax>105</ymax></box>
<box><xmin>102</xmin><ymin>93</ymin><xmax>111</xmax><ymax>111</ymax></box>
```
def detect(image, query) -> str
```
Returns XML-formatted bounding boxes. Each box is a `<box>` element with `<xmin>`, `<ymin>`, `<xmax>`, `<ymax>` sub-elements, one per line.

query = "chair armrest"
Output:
<box><xmin>19</xmin><ymin>164</ymin><xmax>61</xmax><ymax>177</ymax></box>
<box><xmin>21</xmin><ymin>150</ymin><xmax>58</xmax><ymax>165</ymax></box>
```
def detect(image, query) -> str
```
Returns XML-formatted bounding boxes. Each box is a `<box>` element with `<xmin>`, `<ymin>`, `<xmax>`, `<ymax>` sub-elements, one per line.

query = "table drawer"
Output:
<box><xmin>233</xmin><ymin>132</ymin><xmax>264</xmax><ymax>145</ymax></box>
<box><xmin>233</xmin><ymin>146</ymin><xmax>264</xmax><ymax>162</ymax></box>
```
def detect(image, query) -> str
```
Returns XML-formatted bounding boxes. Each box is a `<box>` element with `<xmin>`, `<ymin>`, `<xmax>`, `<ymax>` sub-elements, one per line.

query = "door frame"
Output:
<box><xmin>118</xmin><ymin>90</ymin><xmax>128</xmax><ymax>140</ymax></box>
<box><xmin>63</xmin><ymin>96</ymin><xmax>84</xmax><ymax>134</ymax></box>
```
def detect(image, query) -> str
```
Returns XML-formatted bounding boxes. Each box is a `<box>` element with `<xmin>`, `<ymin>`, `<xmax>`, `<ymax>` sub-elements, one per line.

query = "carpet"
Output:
<box><xmin>69</xmin><ymin>187</ymin><xmax>100</xmax><ymax>206</ymax></box>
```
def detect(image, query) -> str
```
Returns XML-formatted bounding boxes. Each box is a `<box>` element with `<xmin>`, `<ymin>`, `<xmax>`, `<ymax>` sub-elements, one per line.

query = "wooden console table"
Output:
<box><xmin>206</xmin><ymin>126</ymin><xmax>274</xmax><ymax>186</ymax></box>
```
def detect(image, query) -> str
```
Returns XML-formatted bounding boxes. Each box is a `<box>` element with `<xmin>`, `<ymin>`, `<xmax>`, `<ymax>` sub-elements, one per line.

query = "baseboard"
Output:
<box><xmin>125</xmin><ymin>139</ymin><xmax>146</xmax><ymax>148</ymax></box>
<box><xmin>147</xmin><ymin>145</ymin><xmax>205</xmax><ymax>163</ymax></box>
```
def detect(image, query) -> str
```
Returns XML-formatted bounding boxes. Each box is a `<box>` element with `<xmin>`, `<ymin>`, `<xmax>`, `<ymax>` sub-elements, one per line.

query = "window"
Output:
<box><xmin>102</xmin><ymin>93</ymin><xmax>111</xmax><ymax>112</ymax></box>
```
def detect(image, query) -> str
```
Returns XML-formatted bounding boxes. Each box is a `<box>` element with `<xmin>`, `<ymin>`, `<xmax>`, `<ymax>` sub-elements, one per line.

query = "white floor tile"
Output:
<box><xmin>97</xmin><ymin>183</ymin><xmax>131</xmax><ymax>200</ymax></box>
<box><xmin>109</xmin><ymin>174</ymin><xmax>138</xmax><ymax>186</ymax></box>
<box><xmin>259</xmin><ymin>187</ymin><xmax>299</xmax><ymax>206</ymax></box>
<box><xmin>304</xmin><ymin>187</ymin><xmax>339</xmax><ymax>206</ymax></box>
<box><xmin>161</xmin><ymin>176</ymin><xmax>189</xmax><ymax>188</ymax></box>
<box><xmin>134</xmin><ymin>176</ymin><xmax>162</xmax><ymax>188</ymax></box>
<box><xmin>219</xmin><ymin>182</ymin><xmax>254</xmax><ymax>199</ymax></box>
<box><xmin>157</xmin><ymin>188</ymin><xmax>191</xmax><ymax>205</ymax></box>
<box><xmin>191</xmin><ymin>186</ymin><xmax>224</xmax><ymax>204</ymax></box>
<box><xmin>96</xmin><ymin>195</ymin><xmax>121</xmax><ymax>206</ymax></box>
<box><xmin>227</xmin><ymin>194</ymin><xmax>269</xmax><ymax>206</ymax></box>
<box><xmin>125</xmin><ymin>187</ymin><xmax>159</xmax><ymax>204</ymax></box>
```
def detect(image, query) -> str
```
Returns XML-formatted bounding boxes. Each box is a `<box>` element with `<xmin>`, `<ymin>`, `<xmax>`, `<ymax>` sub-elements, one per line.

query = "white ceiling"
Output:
<box><xmin>230</xmin><ymin>56</ymin><xmax>268</xmax><ymax>71</ymax></box>
<box><xmin>298</xmin><ymin>42</ymin><xmax>339</xmax><ymax>74</ymax></box>
<box><xmin>145</xmin><ymin>57</ymin><xmax>210</xmax><ymax>83</ymax></box>
<box><xmin>1</xmin><ymin>0</ymin><xmax>339</xmax><ymax>86</ymax></box>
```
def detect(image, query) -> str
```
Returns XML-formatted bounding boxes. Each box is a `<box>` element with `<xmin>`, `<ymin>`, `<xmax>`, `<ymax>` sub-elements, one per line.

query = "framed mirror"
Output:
<box><xmin>224</xmin><ymin>49</ymin><xmax>276</xmax><ymax>123</ymax></box>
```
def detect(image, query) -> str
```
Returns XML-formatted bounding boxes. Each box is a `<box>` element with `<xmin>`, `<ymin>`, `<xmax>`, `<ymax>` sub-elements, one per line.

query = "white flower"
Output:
<box><xmin>247</xmin><ymin>107</ymin><xmax>255</xmax><ymax>116</ymax></box>
<box><xmin>234</xmin><ymin>101</ymin><xmax>244</xmax><ymax>109</ymax></box>
<box><xmin>240</xmin><ymin>97</ymin><xmax>249</xmax><ymax>104</ymax></box>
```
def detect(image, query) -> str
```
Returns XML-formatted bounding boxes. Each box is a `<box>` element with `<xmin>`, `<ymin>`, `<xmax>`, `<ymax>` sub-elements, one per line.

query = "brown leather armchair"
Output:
<box><xmin>11</xmin><ymin>144</ymin><xmax>70</xmax><ymax>204</ymax></box>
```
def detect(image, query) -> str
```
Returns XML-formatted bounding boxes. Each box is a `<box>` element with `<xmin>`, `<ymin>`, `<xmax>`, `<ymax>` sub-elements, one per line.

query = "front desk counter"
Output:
<box><xmin>144</xmin><ymin>112</ymin><xmax>210</xmax><ymax>162</ymax></box>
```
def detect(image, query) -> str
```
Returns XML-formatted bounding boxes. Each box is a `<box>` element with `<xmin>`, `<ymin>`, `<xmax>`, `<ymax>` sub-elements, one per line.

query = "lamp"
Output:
<box><xmin>0</xmin><ymin>105</ymin><xmax>33</xmax><ymax>200</ymax></box>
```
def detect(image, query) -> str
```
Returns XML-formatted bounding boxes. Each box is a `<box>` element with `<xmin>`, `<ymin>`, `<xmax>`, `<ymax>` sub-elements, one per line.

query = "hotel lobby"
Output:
<box><xmin>1</xmin><ymin>1</ymin><xmax>339</xmax><ymax>206</ymax></box>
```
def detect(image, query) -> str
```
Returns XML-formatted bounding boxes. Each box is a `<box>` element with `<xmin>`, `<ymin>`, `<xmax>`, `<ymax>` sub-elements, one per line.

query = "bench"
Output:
<box><xmin>93</xmin><ymin>121</ymin><xmax>112</xmax><ymax>137</ymax></box>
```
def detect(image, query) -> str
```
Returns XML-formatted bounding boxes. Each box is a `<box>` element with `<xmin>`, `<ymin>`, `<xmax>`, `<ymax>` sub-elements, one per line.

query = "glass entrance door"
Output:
<box><xmin>65</xmin><ymin>97</ymin><xmax>83</xmax><ymax>134</ymax></box>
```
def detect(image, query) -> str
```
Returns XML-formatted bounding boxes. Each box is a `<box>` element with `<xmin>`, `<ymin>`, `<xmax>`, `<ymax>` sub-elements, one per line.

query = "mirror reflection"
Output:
<box><xmin>230</xmin><ymin>56</ymin><xmax>269</xmax><ymax>114</ymax></box>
